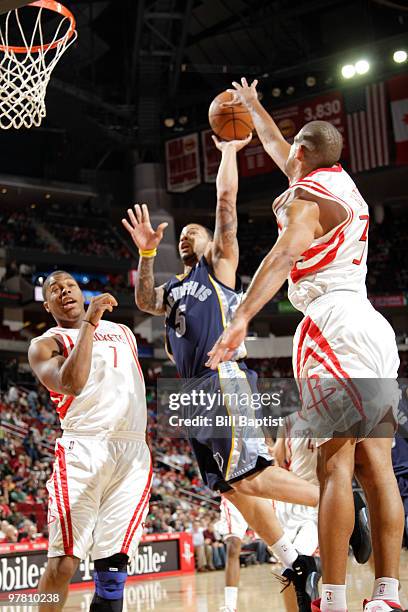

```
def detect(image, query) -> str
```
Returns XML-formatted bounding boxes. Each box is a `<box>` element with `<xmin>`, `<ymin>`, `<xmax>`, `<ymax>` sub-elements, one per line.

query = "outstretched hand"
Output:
<box><xmin>205</xmin><ymin>315</ymin><xmax>248</xmax><ymax>370</ymax></box>
<box><xmin>122</xmin><ymin>204</ymin><xmax>168</xmax><ymax>251</ymax></box>
<box><xmin>212</xmin><ymin>133</ymin><xmax>252</xmax><ymax>152</ymax></box>
<box><xmin>222</xmin><ymin>77</ymin><xmax>259</xmax><ymax>109</ymax></box>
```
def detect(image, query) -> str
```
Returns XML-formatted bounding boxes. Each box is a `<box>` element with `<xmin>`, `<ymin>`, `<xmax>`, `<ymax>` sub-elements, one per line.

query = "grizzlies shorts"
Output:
<box><xmin>185</xmin><ymin>361</ymin><xmax>272</xmax><ymax>492</ymax></box>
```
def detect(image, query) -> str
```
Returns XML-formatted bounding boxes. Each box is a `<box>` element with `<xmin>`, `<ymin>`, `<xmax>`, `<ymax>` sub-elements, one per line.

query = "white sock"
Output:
<box><xmin>270</xmin><ymin>534</ymin><xmax>298</xmax><ymax>569</ymax></box>
<box><xmin>225</xmin><ymin>586</ymin><xmax>238</xmax><ymax>609</ymax></box>
<box><xmin>321</xmin><ymin>584</ymin><xmax>347</xmax><ymax>611</ymax></box>
<box><xmin>372</xmin><ymin>577</ymin><xmax>400</xmax><ymax>605</ymax></box>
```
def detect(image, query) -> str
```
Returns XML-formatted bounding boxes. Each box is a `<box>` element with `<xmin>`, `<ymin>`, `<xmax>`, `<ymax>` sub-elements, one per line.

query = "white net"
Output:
<box><xmin>0</xmin><ymin>2</ymin><xmax>77</xmax><ymax>129</ymax></box>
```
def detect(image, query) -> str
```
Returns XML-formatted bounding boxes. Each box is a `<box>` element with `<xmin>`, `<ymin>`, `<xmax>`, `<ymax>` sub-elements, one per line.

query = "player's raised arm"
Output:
<box><xmin>206</xmin><ymin>199</ymin><xmax>322</xmax><ymax>368</ymax></box>
<box><xmin>224</xmin><ymin>77</ymin><xmax>291</xmax><ymax>175</ymax></box>
<box><xmin>122</xmin><ymin>204</ymin><xmax>167</xmax><ymax>316</ymax></box>
<box><xmin>209</xmin><ymin>134</ymin><xmax>252</xmax><ymax>286</ymax></box>
<box><xmin>28</xmin><ymin>293</ymin><xmax>117</xmax><ymax>396</ymax></box>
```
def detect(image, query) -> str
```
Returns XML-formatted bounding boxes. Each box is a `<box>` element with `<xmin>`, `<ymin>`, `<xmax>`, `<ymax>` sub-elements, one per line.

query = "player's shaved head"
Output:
<box><xmin>295</xmin><ymin>121</ymin><xmax>343</xmax><ymax>168</ymax></box>
<box><xmin>42</xmin><ymin>270</ymin><xmax>75</xmax><ymax>299</ymax></box>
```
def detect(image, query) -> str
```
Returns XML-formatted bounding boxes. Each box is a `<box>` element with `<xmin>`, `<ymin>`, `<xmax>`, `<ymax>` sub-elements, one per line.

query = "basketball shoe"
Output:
<box><xmin>280</xmin><ymin>555</ymin><xmax>321</xmax><ymax>612</ymax></box>
<box><xmin>363</xmin><ymin>600</ymin><xmax>407</xmax><ymax>611</ymax></box>
<box><xmin>350</xmin><ymin>491</ymin><xmax>372</xmax><ymax>564</ymax></box>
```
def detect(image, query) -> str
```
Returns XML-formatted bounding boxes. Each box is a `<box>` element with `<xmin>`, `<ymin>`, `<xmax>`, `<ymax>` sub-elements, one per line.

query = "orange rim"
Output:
<box><xmin>0</xmin><ymin>0</ymin><xmax>76</xmax><ymax>54</ymax></box>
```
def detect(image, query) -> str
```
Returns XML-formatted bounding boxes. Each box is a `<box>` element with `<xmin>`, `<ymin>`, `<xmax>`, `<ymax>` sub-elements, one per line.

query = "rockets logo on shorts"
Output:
<box><xmin>47</xmin><ymin>495</ymin><xmax>57</xmax><ymax>525</ymax></box>
<box><xmin>325</xmin><ymin>591</ymin><xmax>333</xmax><ymax>602</ymax></box>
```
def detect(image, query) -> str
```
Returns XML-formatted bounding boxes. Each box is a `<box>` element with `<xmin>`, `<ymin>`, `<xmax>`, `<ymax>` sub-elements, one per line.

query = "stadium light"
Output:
<box><xmin>355</xmin><ymin>59</ymin><xmax>370</xmax><ymax>74</ymax></box>
<box><xmin>286</xmin><ymin>85</ymin><xmax>295</xmax><ymax>95</ymax></box>
<box><xmin>393</xmin><ymin>50</ymin><xmax>407</xmax><ymax>64</ymax></box>
<box><xmin>341</xmin><ymin>64</ymin><xmax>356</xmax><ymax>79</ymax></box>
<box><xmin>272</xmin><ymin>87</ymin><xmax>281</xmax><ymax>97</ymax></box>
<box><xmin>306</xmin><ymin>76</ymin><xmax>316</xmax><ymax>87</ymax></box>
<box><xmin>164</xmin><ymin>117</ymin><xmax>175</xmax><ymax>128</ymax></box>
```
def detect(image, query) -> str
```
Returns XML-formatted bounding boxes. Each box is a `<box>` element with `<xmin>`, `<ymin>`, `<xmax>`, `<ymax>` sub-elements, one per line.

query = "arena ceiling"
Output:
<box><xmin>0</xmin><ymin>0</ymin><xmax>406</xmax><ymax>178</ymax></box>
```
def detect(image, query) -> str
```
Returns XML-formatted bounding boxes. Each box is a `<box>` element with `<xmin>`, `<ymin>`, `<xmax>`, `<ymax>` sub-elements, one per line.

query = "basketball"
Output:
<box><xmin>208</xmin><ymin>91</ymin><xmax>254</xmax><ymax>141</ymax></box>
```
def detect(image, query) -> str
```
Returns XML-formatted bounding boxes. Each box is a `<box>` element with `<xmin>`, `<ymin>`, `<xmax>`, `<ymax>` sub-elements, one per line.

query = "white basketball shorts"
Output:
<box><xmin>217</xmin><ymin>497</ymin><xmax>248</xmax><ymax>541</ymax></box>
<box><xmin>46</xmin><ymin>432</ymin><xmax>151</xmax><ymax>561</ymax></box>
<box><xmin>293</xmin><ymin>291</ymin><xmax>400</xmax><ymax>445</ymax></box>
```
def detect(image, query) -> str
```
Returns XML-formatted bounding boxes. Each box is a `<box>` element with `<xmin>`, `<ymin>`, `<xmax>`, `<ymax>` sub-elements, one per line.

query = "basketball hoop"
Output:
<box><xmin>0</xmin><ymin>0</ymin><xmax>77</xmax><ymax>129</ymax></box>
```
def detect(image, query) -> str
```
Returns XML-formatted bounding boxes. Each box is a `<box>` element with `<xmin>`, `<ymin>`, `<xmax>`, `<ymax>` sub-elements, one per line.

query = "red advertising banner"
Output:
<box><xmin>165</xmin><ymin>133</ymin><xmax>201</xmax><ymax>192</ymax></box>
<box><xmin>388</xmin><ymin>73</ymin><xmax>408</xmax><ymax>165</ymax></box>
<box><xmin>237</xmin><ymin>134</ymin><xmax>276</xmax><ymax>177</ymax></box>
<box><xmin>201</xmin><ymin>129</ymin><xmax>221</xmax><ymax>183</ymax></box>
<box><xmin>238</xmin><ymin>90</ymin><xmax>348</xmax><ymax>177</ymax></box>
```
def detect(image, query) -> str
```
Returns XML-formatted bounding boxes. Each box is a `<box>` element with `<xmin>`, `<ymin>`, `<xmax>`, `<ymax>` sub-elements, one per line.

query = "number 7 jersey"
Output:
<box><xmin>273</xmin><ymin>164</ymin><xmax>369</xmax><ymax>314</ymax></box>
<box><xmin>30</xmin><ymin>320</ymin><xmax>146</xmax><ymax>434</ymax></box>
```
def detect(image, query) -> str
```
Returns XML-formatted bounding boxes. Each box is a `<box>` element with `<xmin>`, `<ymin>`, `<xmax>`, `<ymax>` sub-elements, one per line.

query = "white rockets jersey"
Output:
<box><xmin>30</xmin><ymin>320</ymin><xmax>146</xmax><ymax>434</ymax></box>
<box><xmin>273</xmin><ymin>164</ymin><xmax>369</xmax><ymax>313</ymax></box>
<box><xmin>284</xmin><ymin>412</ymin><xmax>318</xmax><ymax>486</ymax></box>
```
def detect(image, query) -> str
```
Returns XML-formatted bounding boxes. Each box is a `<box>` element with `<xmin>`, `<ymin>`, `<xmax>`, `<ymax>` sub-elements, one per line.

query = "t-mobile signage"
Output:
<box><xmin>0</xmin><ymin>533</ymin><xmax>194</xmax><ymax>596</ymax></box>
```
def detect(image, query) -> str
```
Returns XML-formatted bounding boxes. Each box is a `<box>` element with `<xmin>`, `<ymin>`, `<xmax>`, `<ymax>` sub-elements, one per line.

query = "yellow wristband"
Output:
<box><xmin>139</xmin><ymin>248</ymin><xmax>157</xmax><ymax>258</ymax></box>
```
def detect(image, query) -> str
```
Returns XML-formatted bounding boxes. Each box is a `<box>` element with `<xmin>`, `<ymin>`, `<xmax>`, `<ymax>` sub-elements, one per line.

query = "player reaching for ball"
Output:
<box><xmin>28</xmin><ymin>272</ymin><xmax>151</xmax><ymax>612</ymax></box>
<box><xmin>123</xmin><ymin>135</ymin><xmax>323</xmax><ymax>612</ymax></box>
<box><xmin>206</xmin><ymin>78</ymin><xmax>405</xmax><ymax>612</ymax></box>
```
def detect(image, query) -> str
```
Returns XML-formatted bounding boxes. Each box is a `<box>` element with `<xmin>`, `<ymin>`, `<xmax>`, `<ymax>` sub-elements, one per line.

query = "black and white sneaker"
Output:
<box><xmin>279</xmin><ymin>555</ymin><xmax>321</xmax><ymax>612</ymax></box>
<box><xmin>350</xmin><ymin>490</ymin><xmax>372</xmax><ymax>564</ymax></box>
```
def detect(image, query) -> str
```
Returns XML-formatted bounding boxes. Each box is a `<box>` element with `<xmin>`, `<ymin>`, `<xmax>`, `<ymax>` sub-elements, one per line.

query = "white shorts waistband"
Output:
<box><xmin>62</xmin><ymin>430</ymin><xmax>146</xmax><ymax>442</ymax></box>
<box><xmin>306</xmin><ymin>290</ymin><xmax>368</xmax><ymax>314</ymax></box>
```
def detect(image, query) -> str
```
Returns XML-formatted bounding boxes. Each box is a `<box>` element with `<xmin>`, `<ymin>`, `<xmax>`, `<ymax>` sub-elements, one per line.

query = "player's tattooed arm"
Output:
<box><xmin>209</xmin><ymin>135</ymin><xmax>252</xmax><ymax>287</ymax></box>
<box><xmin>224</xmin><ymin>78</ymin><xmax>291</xmax><ymax>175</ymax></box>
<box><xmin>122</xmin><ymin>204</ymin><xmax>167</xmax><ymax>315</ymax></box>
<box><xmin>135</xmin><ymin>258</ymin><xmax>165</xmax><ymax>316</ymax></box>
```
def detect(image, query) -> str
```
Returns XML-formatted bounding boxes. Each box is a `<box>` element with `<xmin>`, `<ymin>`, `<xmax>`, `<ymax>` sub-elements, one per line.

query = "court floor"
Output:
<box><xmin>64</xmin><ymin>550</ymin><xmax>408</xmax><ymax>612</ymax></box>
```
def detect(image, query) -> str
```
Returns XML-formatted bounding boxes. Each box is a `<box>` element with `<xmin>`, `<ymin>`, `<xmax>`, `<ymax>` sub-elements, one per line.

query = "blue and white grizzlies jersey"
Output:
<box><xmin>163</xmin><ymin>256</ymin><xmax>246</xmax><ymax>378</ymax></box>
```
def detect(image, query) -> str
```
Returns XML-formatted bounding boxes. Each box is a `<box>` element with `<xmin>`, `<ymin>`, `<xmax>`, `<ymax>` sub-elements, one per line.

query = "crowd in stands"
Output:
<box><xmin>0</xmin><ymin>205</ymin><xmax>135</xmax><ymax>261</ymax></box>
<box><xmin>1</xmin><ymin>203</ymin><xmax>407</xmax><ymax>299</ymax></box>
<box><xmin>367</xmin><ymin>209</ymin><xmax>408</xmax><ymax>293</ymax></box>
<box><xmin>0</xmin><ymin>379</ymin><xmax>222</xmax><ymax>558</ymax></box>
<box><xmin>0</xmin><ymin>211</ymin><xmax>48</xmax><ymax>252</ymax></box>
<box><xmin>237</xmin><ymin>208</ymin><xmax>408</xmax><ymax>294</ymax></box>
